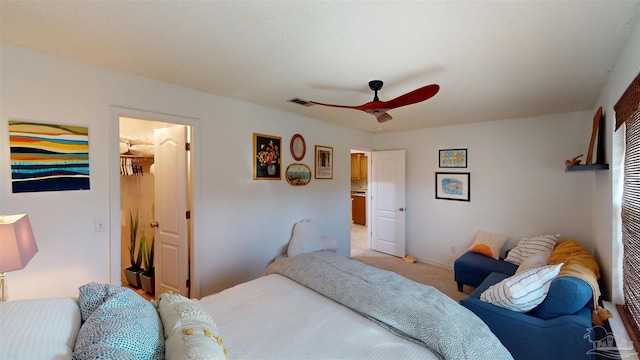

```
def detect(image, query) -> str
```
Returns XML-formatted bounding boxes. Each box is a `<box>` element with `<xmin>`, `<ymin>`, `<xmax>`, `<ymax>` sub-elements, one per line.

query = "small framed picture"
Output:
<box><xmin>314</xmin><ymin>145</ymin><xmax>333</xmax><ymax>179</ymax></box>
<box><xmin>439</xmin><ymin>148</ymin><xmax>467</xmax><ymax>168</ymax></box>
<box><xmin>253</xmin><ymin>133</ymin><xmax>281</xmax><ymax>180</ymax></box>
<box><xmin>286</xmin><ymin>163</ymin><xmax>311</xmax><ymax>186</ymax></box>
<box><xmin>435</xmin><ymin>172</ymin><xmax>470</xmax><ymax>201</ymax></box>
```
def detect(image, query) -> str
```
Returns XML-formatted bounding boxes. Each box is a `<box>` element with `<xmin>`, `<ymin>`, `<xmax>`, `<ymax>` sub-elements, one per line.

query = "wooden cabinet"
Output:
<box><xmin>352</xmin><ymin>195</ymin><xmax>366</xmax><ymax>225</ymax></box>
<box><xmin>351</xmin><ymin>154</ymin><xmax>368</xmax><ymax>180</ymax></box>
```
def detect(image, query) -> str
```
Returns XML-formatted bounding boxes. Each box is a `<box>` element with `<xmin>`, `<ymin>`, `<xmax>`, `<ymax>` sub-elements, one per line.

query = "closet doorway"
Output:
<box><xmin>109</xmin><ymin>107</ymin><xmax>198</xmax><ymax>299</ymax></box>
<box><xmin>350</xmin><ymin>149</ymin><xmax>370</xmax><ymax>257</ymax></box>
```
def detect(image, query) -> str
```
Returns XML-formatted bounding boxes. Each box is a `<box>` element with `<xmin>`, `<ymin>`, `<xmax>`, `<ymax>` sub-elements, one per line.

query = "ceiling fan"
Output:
<box><xmin>311</xmin><ymin>80</ymin><xmax>439</xmax><ymax>123</ymax></box>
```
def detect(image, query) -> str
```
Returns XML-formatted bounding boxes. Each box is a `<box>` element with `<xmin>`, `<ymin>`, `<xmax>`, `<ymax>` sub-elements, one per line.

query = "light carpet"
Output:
<box><xmin>352</xmin><ymin>249</ymin><xmax>474</xmax><ymax>303</ymax></box>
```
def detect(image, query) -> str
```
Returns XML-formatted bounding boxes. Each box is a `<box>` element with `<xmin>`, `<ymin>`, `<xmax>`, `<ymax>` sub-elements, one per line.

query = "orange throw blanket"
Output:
<box><xmin>548</xmin><ymin>239</ymin><xmax>612</xmax><ymax>325</ymax></box>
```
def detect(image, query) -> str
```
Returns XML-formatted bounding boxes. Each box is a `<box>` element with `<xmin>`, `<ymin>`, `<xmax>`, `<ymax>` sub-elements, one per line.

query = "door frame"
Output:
<box><xmin>349</xmin><ymin>147</ymin><xmax>372</xmax><ymax>250</ymax></box>
<box><xmin>108</xmin><ymin>106</ymin><xmax>201</xmax><ymax>298</ymax></box>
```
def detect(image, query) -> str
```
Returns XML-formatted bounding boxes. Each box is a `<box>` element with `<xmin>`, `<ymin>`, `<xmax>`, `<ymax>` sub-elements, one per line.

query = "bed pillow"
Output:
<box><xmin>515</xmin><ymin>252</ymin><xmax>550</xmax><ymax>274</ymax></box>
<box><xmin>287</xmin><ymin>218</ymin><xmax>322</xmax><ymax>257</ymax></box>
<box><xmin>468</xmin><ymin>230</ymin><xmax>509</xmax><ymax>259</ymax></box>
<box><xmin>73</xmin><ymin>282</ymin><xmax>164</xmax><ymax>360</ymax></box>
<box><xmin>157</xmin><ymin>292</ymin><xmax>227</xmax><ymax>360</ymax></box>
<box><xmin>0</xmin><ymin>297</ymin><xmax>80</xmax><ymax>360</ymax></box>
<box><xmin>505</xmin><ymin>234</ymin><xmax>559</xmax><ymax>265</ymax></box>
<box><xmin>480</xmin><ymin>263</ymin><xmax>563</xmax><ymax>312</ymax></box>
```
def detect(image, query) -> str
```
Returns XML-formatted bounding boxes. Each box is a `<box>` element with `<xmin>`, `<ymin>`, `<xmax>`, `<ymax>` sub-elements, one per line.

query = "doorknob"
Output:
<box><xmin>150</xmin><ymin>221</ymin><xmax>159</xmax><ymax>228</ymax></box>
<box><xmin>399</xmin><ymin>207</ymin><xmax>405</xmax><ymax>212</ymax></box>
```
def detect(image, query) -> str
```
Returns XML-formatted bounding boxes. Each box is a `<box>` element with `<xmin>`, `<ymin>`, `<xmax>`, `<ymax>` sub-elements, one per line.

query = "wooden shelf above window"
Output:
<box><xmin>566</xmin><ymin>164</ymin><xmax>609</xmax><ymax>171</ymax></box>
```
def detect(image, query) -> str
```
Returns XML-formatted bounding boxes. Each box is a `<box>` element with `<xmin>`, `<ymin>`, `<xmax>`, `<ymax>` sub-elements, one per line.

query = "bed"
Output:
<box><xmin>0</xmin><ymin>250</ymin><xmax>513</xmax><ymax>360</ymax></box>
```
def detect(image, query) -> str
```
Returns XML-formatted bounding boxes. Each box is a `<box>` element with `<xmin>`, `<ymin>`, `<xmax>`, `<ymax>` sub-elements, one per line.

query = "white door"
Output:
<box><xmin>154</xmin><ymin>126</ymin><xmax>189</xmax><ymax>296</ymax></box>
<box><xmin>371</xmin><ymin>150</ymin><xmax>406</xmax><ymax>257</ymax></box>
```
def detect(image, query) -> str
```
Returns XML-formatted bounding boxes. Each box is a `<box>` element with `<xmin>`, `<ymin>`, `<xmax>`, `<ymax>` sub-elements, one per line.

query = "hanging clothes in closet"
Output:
<box><xmin>120</xmin><ymin>157</ymin><xmax>144</xmax><ymax>176</ymax></box>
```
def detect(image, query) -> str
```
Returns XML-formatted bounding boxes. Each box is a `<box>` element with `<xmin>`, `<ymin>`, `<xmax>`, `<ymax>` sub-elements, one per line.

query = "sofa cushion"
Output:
<box><xmin>468</xmin><ymin>230</ymin><xmax>509</xmax><ymax>259</ymax></box>
<box><xmin>480</xmin><ymin>264</ymin><xmax>562</xmax><ymax>312</ymax></box>
<box><xmin>454</xmin><ymin>251</ymin><xmax>518</xmax><ymax>289</ymax></box>
<box><xmin>469</xmin><ymin>272</ymin><xmax>511</xmax><ymax>298</ymax></box>
<box><xmin>530</xmin><ymin>276</ymin><xmax>592</xmax><ymax>319</ymax></box>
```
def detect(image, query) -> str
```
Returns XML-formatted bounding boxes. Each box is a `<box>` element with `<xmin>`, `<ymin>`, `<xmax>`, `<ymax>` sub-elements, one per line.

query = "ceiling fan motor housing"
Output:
<box><xmin>368</xmin><ymin>80</ymin><xmax>384</xmax><ymax>91</ymax></box>
<box><xmin>369</xmin><ymin>80</ymin><xmax>383</xmax><ymax>102</ymax></box>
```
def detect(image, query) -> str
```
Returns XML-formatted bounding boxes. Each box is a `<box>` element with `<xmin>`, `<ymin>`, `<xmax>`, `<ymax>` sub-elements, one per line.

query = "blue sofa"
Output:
<box><xmin>454</xmin><ymin>250</ymin><xmax>518</xmax><ymax>291</ymax></box>
<box><xmin>460</xmin><ymin>271</ymin><xmax>594</xmax><ymax>360</ymax></box>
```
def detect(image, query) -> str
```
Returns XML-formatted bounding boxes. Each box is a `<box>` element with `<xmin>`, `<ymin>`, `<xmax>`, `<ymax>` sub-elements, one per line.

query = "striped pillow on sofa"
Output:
<box><xmin>505</xmin><ymin>234</ymin><xmax>559</xmax><ymax>265</ymax></box>
<box><xmin>480</xmin><ymin>263</ymin><xmax>563</xmax><ymax>312</ymax></box>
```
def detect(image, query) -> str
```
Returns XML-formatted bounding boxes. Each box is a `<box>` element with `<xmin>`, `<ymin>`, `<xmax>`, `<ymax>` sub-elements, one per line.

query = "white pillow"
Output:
<box><xmin>468</xmin><ymin>230</ymin><xmax>509</xmax><ymax>259</ymax></box>
<box><xmin>287</xmin><ymin>219</ymin><xmax>322</xmax><ymax>257</ymax></box>
<box><xmin>157</xmin><ymin>292</ymin><xmax>227</xmax><ymax>360</ymax></box>
<box><xmin>505</xmin><ymin>234</ymin><xmax>559</xmax><ymax>265</ymax></box>
<box><xmin>480</xmin><ymin>263</ymin><xmax>563</xmax><ymax>312</ymax></box>
<box><xmin>515</xmin><ymin>252</ymin><xmax>550</xmax><ymax>274</ymax></box>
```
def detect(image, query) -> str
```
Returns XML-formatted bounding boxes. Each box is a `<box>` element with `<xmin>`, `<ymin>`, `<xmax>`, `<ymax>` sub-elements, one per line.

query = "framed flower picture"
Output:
<box><xmin>314</xmin><ymin>145</ymin><xmax>333</xmax><ymax>179</ymax></box>
<box><xmin>253</xmin><ymin>133</ymin><xmax>281</xmax><ymax>180</ymax></box>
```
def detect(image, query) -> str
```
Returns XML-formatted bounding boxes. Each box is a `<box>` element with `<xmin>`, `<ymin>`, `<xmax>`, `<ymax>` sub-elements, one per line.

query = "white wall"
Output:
<box><xmin>0</xmin><ymin>42</ymin><xmax>372</xmax><ymax>300</ymax></box>
<box><xmin>593</xmin><ymin>16</ymin><xmax>640</xmax><ymax>304</ymax></box>
<box><xmin>374</xmin><ymin>112</ymin><xmax>594</xmax><ymax>268</ymax></box>
<box><xmin>3</xmin><ymin>19</ymin><xmax>639</xmax><ymax>301</ymax></box>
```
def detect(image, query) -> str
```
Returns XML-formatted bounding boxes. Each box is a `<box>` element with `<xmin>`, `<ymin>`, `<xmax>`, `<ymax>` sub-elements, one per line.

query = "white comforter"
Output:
<box><xmin>199</xmin><ymin>274</ymin><xmax>439</xmax><ymax>360</ymax></box>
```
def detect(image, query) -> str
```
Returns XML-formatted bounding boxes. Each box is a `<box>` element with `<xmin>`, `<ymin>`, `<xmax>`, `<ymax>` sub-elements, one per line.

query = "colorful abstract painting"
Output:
<box><xmin>9</xmin><ymin>120</ymin><xmax>90</xmax><ymax>193</ymax></box>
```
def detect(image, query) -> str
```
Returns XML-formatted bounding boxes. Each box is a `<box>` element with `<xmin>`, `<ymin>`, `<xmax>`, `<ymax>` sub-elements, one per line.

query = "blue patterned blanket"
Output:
<box><xmin>265</xmin><ymin>251</ymin><xmax>513</xmax><ymax>360</ymax></box>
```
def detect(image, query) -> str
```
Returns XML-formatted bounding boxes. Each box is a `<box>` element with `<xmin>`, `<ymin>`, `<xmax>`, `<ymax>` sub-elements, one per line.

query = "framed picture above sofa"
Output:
<box><xmin>435</xmin><ymin>172</ymin><xmax>470</xmax><ymax>201</ymax></box>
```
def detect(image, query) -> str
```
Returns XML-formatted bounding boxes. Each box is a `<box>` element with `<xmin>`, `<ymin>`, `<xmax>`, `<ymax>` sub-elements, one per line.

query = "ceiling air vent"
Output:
<box><xmin>288</xmin><ymin>98</ymin><xmax>314</xmax><ymax>107</ymax></box>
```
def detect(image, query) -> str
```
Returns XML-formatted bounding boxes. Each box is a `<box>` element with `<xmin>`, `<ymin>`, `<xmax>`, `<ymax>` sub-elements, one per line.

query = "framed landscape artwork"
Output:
<box><xmin>435</xmin><ymin>172</ymin><xmax>470</xmax><ymax>201</ymax></box>
<box><xmin>286</xmin><ymin>163</ymin><xmax>311</xmax><ymax>186</ymax></box>
<box><xmin>9</xmin><ymin>120</ymin><xmax>90</xmax><ymax>193</ymax></box>
<box><xmin>253</xmin><ymin>133</ymin><xmax>281</xmax><ymax>180</ymax></box>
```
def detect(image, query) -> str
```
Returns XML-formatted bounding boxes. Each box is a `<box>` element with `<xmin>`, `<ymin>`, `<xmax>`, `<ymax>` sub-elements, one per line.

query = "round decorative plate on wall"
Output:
<box><xmin>290</xmin><ymin>134</ymin><xmax>306</xmax><ymax>161</ymax></box>
<box><xmin>286</xmin><ymin>163</ymin><xmax>311</xmax><ymax>186</ymax></box>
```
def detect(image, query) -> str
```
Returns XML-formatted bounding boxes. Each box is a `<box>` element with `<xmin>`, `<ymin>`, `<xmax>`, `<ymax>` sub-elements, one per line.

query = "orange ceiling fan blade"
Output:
<box><xmin>381</xmin><ymin>84</ymin><xmax>440</xmax><ymax>110</ymax></box>
<box><xmin>310</xmin><ymin>80</ymin><xmax>439</xmax><ymax>123</ymax></box>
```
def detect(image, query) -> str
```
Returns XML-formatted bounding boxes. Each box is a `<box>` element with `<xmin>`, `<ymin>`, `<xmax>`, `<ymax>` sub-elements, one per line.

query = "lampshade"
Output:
<box><xmin>0</xmin><ymin>214</ymin><xmax>38</xmax><ymax>273</ymax></box>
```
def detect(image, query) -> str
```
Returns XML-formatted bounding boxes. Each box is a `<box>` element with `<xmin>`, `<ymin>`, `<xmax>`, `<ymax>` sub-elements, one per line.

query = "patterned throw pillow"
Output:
<box><xmin>73</xmin><ymin>282</ymin><xmax>164</xmax><ymax>360</ymax></box>
<box><xmin>505</xmin><ymin>234</ymin><xmax>559</xmax><ymax>265</ymax></box>
<box><xmin>468</xmin><ymin>230</ymin><xmax>509</xmax><ymax>259</ymax></box>
<box><xmin>157</xmin><ymin>292</ymin><xmax>227</xmax><ymax>360</ymax></box>
<box><xmin>480</xmin><ymin>263</ymin><xmax>563</xmax><ymax>312</ymax></box>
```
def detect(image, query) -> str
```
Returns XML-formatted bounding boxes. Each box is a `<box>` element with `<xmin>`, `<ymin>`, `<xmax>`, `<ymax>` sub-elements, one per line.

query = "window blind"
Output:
<box><xmin>620</xmin><ymin>73</ymin><xmax>640</xmax><ymax>338</ymax></box>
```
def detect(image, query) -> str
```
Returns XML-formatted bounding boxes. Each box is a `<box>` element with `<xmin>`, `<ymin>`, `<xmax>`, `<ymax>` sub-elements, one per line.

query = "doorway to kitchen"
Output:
<box><xmin>350</xmin><ymin>149</ymin><xmax>370</xmax><ymax>257</ymax></box>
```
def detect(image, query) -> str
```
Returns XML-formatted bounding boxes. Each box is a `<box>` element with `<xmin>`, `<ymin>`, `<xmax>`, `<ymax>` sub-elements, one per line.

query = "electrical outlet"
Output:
<box><xmin>451</xmin><ymin>246</ymin><xmax>457</xmax><ymax>254</ymax></box>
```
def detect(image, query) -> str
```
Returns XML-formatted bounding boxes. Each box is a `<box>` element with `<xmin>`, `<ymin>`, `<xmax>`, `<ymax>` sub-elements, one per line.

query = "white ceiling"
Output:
<box><xmin>1</xmin><ymin>1</ymin><xmax>639</xmax><ymax>132</ymax></box>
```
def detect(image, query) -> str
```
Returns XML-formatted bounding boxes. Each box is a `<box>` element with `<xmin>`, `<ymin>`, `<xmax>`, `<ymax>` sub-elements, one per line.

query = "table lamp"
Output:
<box><xmin>0</xmin><ymin>214</ymin><xmax>38</xmax><ymax>302</ymax></box>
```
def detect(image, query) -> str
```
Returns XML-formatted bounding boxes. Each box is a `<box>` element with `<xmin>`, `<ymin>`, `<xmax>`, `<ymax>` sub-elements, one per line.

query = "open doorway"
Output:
<box><xmin>119</xmin><ymin>117</ymin><xmax>193</xmax><ymax>299</ymax></box>
<box><xmin>350</xmin><ymin>150</ymin><xmax>370</xmax><ymax>257</ymax></box>
<box><xmin>109</xmin><ymin>106</ymin><xmax>197</xmax><ymax>299</ymax></box>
